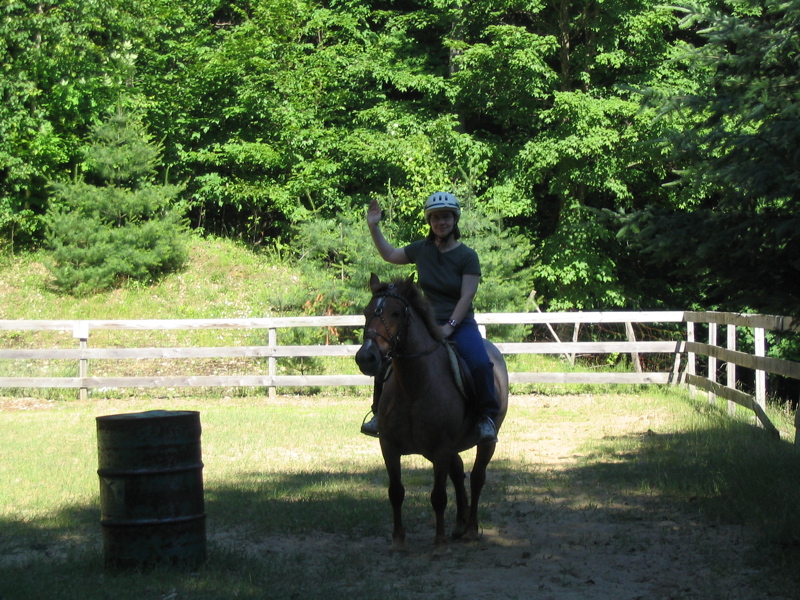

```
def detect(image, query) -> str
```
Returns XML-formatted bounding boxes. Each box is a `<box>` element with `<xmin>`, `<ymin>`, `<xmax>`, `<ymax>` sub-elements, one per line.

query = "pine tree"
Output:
<box><xmin>628</xmin><ymin>0</ymin><xmax>800</xmax><ymax>315</ymax></box>
<box><xmin>45</xmin><ymin>105</ymin><xmax>188</xmax><ymax>295</ymax></box>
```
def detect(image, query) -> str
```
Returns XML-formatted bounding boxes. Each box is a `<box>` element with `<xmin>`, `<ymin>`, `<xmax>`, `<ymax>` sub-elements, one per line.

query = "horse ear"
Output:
<box><xmin>369</xmin><ymin>273</ymin><xmax>381</xmax><ymax>292</ymax></box>
<box><xmin>405</xmin><ymin>273</ymin><xmax>415</xmax><ymax>286</ymax></box>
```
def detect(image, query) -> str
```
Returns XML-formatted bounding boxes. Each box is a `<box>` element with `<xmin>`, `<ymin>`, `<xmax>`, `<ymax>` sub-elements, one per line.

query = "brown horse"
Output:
<box><xmin>355</xmin><ymin>274</ymin><xmax>509</xmax><ymax>555</ymax></box>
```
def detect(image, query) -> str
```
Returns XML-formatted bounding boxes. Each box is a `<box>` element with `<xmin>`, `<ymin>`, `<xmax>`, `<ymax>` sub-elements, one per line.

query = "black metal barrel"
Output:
<box><xmin>96</xmin><ymin>410</ymin><xmax>206</xmax><ymax>569</ymax></box>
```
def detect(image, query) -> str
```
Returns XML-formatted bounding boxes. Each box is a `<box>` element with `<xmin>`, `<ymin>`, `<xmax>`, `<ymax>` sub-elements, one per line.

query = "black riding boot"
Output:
<box><xmin>360</xmin><ymin>372</ymin><xmax>384</xmax><ymax>437</ymax></box>
<box><xmin>473</xmin><ymin>363</ymin><xmax>499</xmax><ymax>444</ymax></box>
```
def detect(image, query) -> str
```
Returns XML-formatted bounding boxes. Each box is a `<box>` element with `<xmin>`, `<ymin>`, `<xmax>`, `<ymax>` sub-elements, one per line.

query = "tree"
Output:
<box><xmin>626</xmin><ymin>0</ymin><xmax>800</xmax><ymax>315</ymax></box>
<box><xmin>0</xmin><ymin>0</ymin><xmax>152</xmax><ymax>249</ymax></box>
<box><xmin>45</xmin><ymin>104</ymin><xmax>188</xmax><ymax>295</ymax></box>
<box><xmin>446</xmin><ymin>0</ymin><xmax>695</xmax><ymax>310</ymax></box>
<box><xmin>9</xmin><ymin>0</ymin><xmax>774</xmax><ymax>314</ymax></box>
<box><xmin>146</xmin><ymin>0</ymin><xmax>701</xmax><ymax>311</ymax></box>
<box><xmin>153</xmin><ymin>1</ymin><xmax>470</xmax><ymax>241</ymax></box>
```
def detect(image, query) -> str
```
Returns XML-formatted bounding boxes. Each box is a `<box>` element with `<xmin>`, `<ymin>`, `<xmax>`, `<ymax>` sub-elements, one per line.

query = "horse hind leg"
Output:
<box><xmin>448</xmin><ymin>453</ymin><xmax>469</xmax><ymax>540</ymax></box>
<box><xmin>464</xmin><ymin>443</ymin><xmax>497</xmax><ymax>541</ymax></box>
<box><xmin>430</xmin><ymin>457</ymin><xmax>452</xmax><ymax>556</ymax></box>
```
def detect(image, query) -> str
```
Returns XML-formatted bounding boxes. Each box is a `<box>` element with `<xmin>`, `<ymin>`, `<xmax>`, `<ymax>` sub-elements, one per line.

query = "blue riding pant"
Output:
<box><xmin>446</xmin><ymin>318</ymin><xmax>500</xmax><ymax>421</ymax></box>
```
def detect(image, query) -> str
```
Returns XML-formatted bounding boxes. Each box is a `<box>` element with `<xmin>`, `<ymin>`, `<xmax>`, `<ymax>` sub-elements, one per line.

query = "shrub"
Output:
<box><xmin>45</xmin><ymin>105</ymin><xmax>188</xmax><ymax>295</ymax></box>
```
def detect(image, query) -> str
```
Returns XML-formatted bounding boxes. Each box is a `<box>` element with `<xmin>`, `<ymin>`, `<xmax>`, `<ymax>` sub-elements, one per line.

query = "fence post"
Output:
<box><xmin>268</xmin><ymin>327</ymin><xmax>277</xmax><ymax>399</ymax></box>
<box><xmin>570</xmin><ymin>322</ymin><xmax>579</xmax><ymax>366</ymax></box>
<box><xmin>727</xmin><ymin>324</ymin><xmax>737</xmax><ymax>415</ymax></box>
<box><xmin>625</xmin><ymin>322</ymin><xmax>642</xmax><ymax>373</ymax></box>
<box><xmin>754</xmin><ymin>326</ymin><xmax>766</xmax><ymax>425</ymax></box>
<box><xmin>73</xmin><ymin>322</ymin><xmax>90</xmax><ymax>401</ymax></box>
<box><xmin>529</xmin><ymin>297</ymin><xmax>571</xmax><ymax>363</ymax></box>
<box><xmin>708</xmin><ymin>323</ymin><xmax>717</xmax><ymax>404</ymax></box>
<box><xmin>687</xmin><ymin>321</ymin><xmax>696</xmax><ymax>398</ymax></box>
<box><xmin>795</xmin><ymin>396</ymin><xmax>800</xmax><ymax>445</ymax></box>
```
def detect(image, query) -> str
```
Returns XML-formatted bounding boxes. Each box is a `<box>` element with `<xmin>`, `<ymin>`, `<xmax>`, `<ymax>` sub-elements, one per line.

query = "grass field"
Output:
<box><xmin>1</xmin><ymin>389</ymin><xmax>799</xmax><ymax>600</ymax></box>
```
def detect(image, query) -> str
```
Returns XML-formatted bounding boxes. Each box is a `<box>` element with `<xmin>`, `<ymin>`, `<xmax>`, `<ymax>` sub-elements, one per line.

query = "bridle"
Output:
<box><xmin>363</xmin><ymin>285</ymin><xmax>442</xmax><ymax>361</ymax></box>
<box><xmin>363</xmin><ymin>285</ymin><xmax>411</xmax><ymax>358</ymax></box>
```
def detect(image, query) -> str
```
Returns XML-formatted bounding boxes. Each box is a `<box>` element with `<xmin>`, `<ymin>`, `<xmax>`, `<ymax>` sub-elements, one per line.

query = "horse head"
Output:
<box><xmin>355</xmin><ymin>274</ymin><xmax>415</xmax><ymax>377</ymax></box>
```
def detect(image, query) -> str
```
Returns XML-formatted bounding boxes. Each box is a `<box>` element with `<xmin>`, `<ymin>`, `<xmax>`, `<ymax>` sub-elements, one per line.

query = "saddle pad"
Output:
<box><xmin>444</xmin><ymin>341</ymin><xmax>477</xmax><ymax>402</ymax></box>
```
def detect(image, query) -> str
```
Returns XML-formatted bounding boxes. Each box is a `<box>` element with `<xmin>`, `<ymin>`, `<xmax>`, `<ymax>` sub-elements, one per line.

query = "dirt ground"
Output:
<box><xmin>222</xmin><ymin>394</ymin><xmax>793</xmax><ymax>600</ymax></box>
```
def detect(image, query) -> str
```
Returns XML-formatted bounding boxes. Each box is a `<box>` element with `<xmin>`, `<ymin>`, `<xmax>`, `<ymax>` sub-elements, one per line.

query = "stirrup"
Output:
<box><xmin>361</xmin><ymin>412</ymin><xmax>379</xmax><ymax>438</ymax></box>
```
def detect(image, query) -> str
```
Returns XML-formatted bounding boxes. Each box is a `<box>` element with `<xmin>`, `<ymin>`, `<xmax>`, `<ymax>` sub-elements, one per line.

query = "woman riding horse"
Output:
<box><xmin>361</xmin><ymin>192</ymin><xmax>500</xmax><ymax>444</ymax></box>
<box><xmin>356</xmin><ymin>273</ymin><xmax>509</xmax><ymax>553</ymax></box>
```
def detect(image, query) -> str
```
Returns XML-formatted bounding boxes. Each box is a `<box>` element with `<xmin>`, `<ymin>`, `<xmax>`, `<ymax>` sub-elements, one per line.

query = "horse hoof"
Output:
<box><xmin>432</xmin><ymin>546</ymin><xmax>452</xmax><ymax>558</ymax></box>
<box><xmin>389</xmin><ymin>542</ymin><xmax>408</xmax><ymax>554</ymax></box>
<box><xmin>461</xmin><ymin>529</ymin><xmax>480</xmax><ymax>542</ymax></box>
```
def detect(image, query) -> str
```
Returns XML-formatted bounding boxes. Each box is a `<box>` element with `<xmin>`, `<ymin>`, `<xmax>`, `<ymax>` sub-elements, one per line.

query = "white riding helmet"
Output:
<box><xmin>424</xmin><ymin>192</ymin><xmax>461</xmax><ymax>223</ymax></box>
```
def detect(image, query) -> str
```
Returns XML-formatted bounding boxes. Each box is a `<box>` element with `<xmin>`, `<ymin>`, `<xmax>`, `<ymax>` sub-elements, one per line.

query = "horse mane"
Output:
<box><xmin>376</xmin><ymin>276</ymin><xmax>443</xmax><ymax>341</ymax></box>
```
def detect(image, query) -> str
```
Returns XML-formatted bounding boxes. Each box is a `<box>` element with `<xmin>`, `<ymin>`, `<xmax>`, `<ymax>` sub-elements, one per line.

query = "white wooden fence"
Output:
<box><xmin>682</xmin><ymin>312</ymin><xmax>800</xmax><ymax>440</ymax></box>
<box><xmin>1</xmin><ymin>311</ymin><xmax>798</xmax><ymax>440</ymax></box>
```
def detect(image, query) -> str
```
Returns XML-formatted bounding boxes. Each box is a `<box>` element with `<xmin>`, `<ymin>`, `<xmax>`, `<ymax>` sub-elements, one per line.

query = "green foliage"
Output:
<box><xmin>535</xmin><ymin>201</ymin><xmax>627</xmax><ymax>311</ymax></box>
<box><xmin>455</xmin><ymin>1</ymin><xmax>685</xmax><ymax>212</ymax></box>
<box><xmin>158</xmin><ymin>1</ymin><xmax>474</xmax><ymax>241</ymax></box>
<box><xmin>458</xmin><ymin>203</ymin><xmax>536</xmax><ymax>313</ymax></box>
<box><xmin>447</xmin><ymin>0</ymin><xmax>693</xmax><ymax>311</ymax></box>
<box><xmin>44</xmin><ymin>105</ymin><xmax>188</xmax><ymax>295</ymax></box>
<box><xmin>4</xmin><ymin>0</ymin><xmax>797</xmax><ymax>316</ymax></box>
<box><xmin>518</xmin><ymin>93</ymin><xmax>665</xmax><ymax>206</ymax></box>
<box><xmin>664</xmin><ymin>0</ymin><xmax>800</xmax><ymax>203</ymax></box>
<box><xmin>0</xmin><ymin>0</ymin><xmax>152</xmax><ymax>247</ymax></box>
<box><xmin>0</xmin><ymin>200</ymin><xmax>39</xmax><ymax>254</ymax></box>
<box><xmin>290</xmin><ymin>207</ymin><xmax>404</xmax><ymax>326</ymax></box>
<box><xmin>627</xmin><ymin>0</ymin><xmax>800</xmax><ymax>315</ymax></box>
<box><xmin>452</xmin><ymin>22</ymin><xmax>559</xmax><ymax>132</ymax></box>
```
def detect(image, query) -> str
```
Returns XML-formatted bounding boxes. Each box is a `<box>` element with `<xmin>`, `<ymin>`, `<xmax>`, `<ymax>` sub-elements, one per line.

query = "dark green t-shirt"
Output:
<box><xmin>403</xmin><ymin>239</ymin><xmax>481</xmax><ymax>321</ymax></box>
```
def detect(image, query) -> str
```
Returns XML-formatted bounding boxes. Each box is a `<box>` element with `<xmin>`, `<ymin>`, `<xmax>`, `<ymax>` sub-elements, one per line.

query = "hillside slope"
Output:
<box><xmin>0</xmin><ymin>237</ymin><xmax>297</xmax><ymax>320</ymax></box>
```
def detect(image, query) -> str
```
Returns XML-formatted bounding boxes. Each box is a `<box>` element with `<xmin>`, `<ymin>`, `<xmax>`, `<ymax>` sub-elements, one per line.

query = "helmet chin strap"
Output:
<box><xmin>434</xmin><ymin>233</ymin><xmax>450</xmax><ymax>247</ymax></box>
<box><xmin>435</xmin><ymin>228</ymin><xmax>456</xmax><ymax>247</ymax></box>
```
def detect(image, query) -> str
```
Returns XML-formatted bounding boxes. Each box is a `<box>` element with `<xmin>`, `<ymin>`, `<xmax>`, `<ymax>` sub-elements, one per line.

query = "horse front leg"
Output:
<box><xmin>448</xmin><ymin>453</ymin><xmax>469</xmax><ymax>540</ymax></box>
<box><xmin>381</xmin><ymin>443</ymin><xmax>407</xmax><ymax>553</ymax></box>
<box><xmin>464</xmin><ymin>442</ymin><xmax>496</xmax><ymax>540</ymax></box>
<box><xmin>431</xmin><ymin>456</ymin><xmax>451</xmax><ymax>556</ymax></box>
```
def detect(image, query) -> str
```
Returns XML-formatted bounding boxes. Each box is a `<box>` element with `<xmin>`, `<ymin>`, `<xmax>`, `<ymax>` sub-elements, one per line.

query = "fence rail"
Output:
<box><xmin>1</xmin><ymin>310</ymin><xmax>798</xmax><ymax>441</ymax></box>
